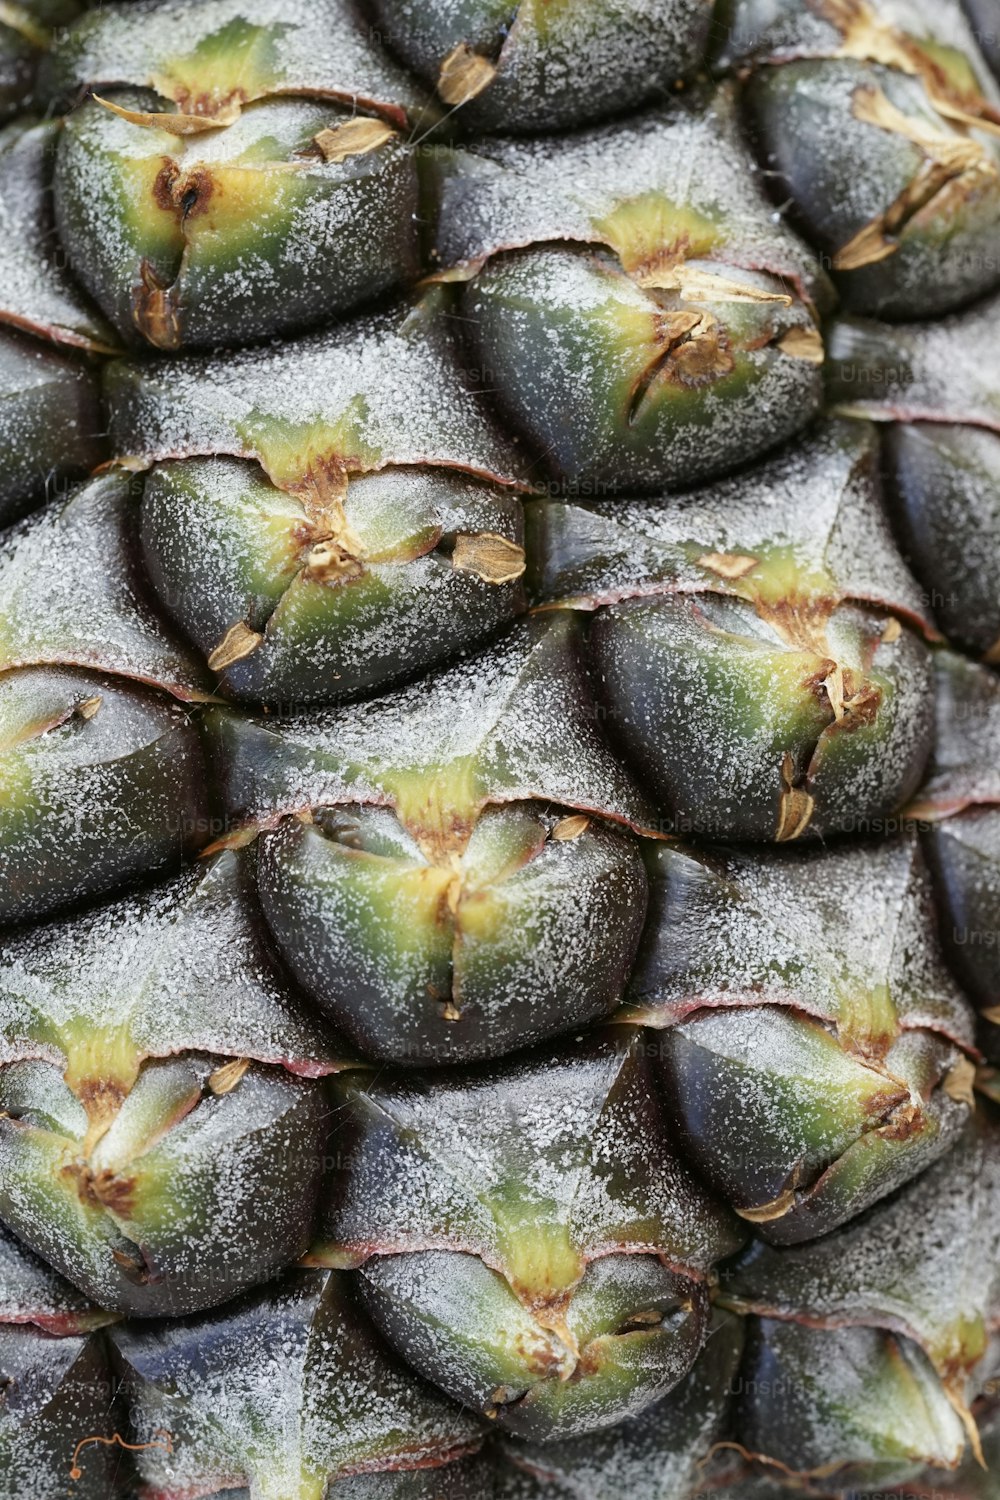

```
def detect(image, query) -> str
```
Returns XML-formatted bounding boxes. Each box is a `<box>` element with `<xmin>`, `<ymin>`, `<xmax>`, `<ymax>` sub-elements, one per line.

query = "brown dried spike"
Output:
<box><xmin>304</xmin><ymin>538</ymin><xmax>364</xmax><ymax>584</ymax></box>
<box><xmin>76</xmin><ymin>696</ymin><xmax>103</xmax><ymax>721</ymax></box>
<box><xmin>881</xmin><ymin>617</ymin><xmax>903</xmax><ymax>644</ymax></box>
<box><xmin>834</xmin><ymin>86</ymin><xmax>996</xmax><ymax>271</ymax></box>
<box><xmin>94</xmin><ymin>93</ymin><xmax>242</xmax><ymax>135</ymax></box>
<box><xmin>208</xmin><ymin>621</ymin><xmax>265</xmax><ymax>673</ymax></box>
<box><xmin>551</xmin><ymin>815</ymin><xmax>591</xmax><ymax>842</ymax></box>
<box><xmin>451</xmin><ymin>532</ymin><xmax>526</xmax><ymax>584</ymax></box>
<box><xmin>207</xmin><ymin>1058</ymin><xmax>251</xmax><ymax>1096</ymax></box>
<box><xmin>438</xmin><ymin>43</ymin><xmax>497</xmax><ymax>106</ymax></box>
<box><xmin>313</xmin><ymin>119</ymin><xmax>396</xmax><ymax>163</ymax></box>
<box><xmin>132</xmin><ymin>260</ymin><xmax>182</xmax><ymax>351</ymax></box>
<box><xmin>778</xmin><ymin>326</ymin><xmax>825</xmax><ymax>364</ymax></box>
<box><xmin>983</xmin><ymin>637</ymin><xmax>1000</xmax><ymax>665</ymax></box>
<box><xmin>644</xmin><ymin>265</ymin><xmax>792</xmax><ymax>306</ymax></box>
<box><xmin>942</xmin><ymin>1056</ymin><xmax>977</xmax><ymax>1108</ymax></box>
<box><xmin>776</xmin><ymin>751</ymin><xmax>816</xmax><ymax>842</ymax></box>
<box><xmin>698</xmin><ymin>552</ymin><xmax>759</xmax><ymax>581</ymax></box>
<box><xmin>735</xmin><ymin>1185</ymin><xmax>797</xmax><ymax>1224</ymax></box>
<box><xmin>823</xmin><ymin>663</ymin><xmax>847</xmax><ymax>722</ymax></box>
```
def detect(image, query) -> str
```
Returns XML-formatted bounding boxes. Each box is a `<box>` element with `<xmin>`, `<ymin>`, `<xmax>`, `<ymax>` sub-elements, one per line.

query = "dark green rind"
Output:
<box><xmin>742</xmin><ymin>59</ymin><xmax>1000</xmax><ymax>319</ymax></box>
<box><xmin>0</xmin><ymin>471</ymin><xmax>213</xmax><ymax>702</ymax></box>
<box><xmin>590</xmin><ymin>593</ymin><xmax>933</xmax><ymax>843</ymax></box>
<box><xmin>493</xmin><ymin>1309</ymin><xmax>744</xmax><ymax>1499</ymax></box>
<box><xmin>111</xmin><ymin>1269</ymin><xmax>486</xmax><ymax>1499</ymax></box>
<box><xmin>0</xmin><ymin>665</ymin><xmax>209</xmax><ymax>926</ymax></box>
<box><xmin>0</xmin><ymin>1325</ymin><xmax>129</xmax><ymax>1498</ymax></box>
<box><xmin>735</xmin><ymin>1319</ymin><xmax>967</xmax><ymax>1491</ymax></box>
<box><xmin>103</xmin><ymin>285</ymin><xmax>530</xmax><ymax>491</ymax></box>
<box><xmin>0</xmin><ymin>852</ymin><xmax>346</xmax><ymax>1316</ymax></box>
<box><xmin>43</xmin><ymin>0</ymin><xmax>432</xmax><ymax>125</ymax></box>
<box><xmin>626</xmin><ymin>835</ymin><xmax>976</xmax><ymax>1242</ymax></box>
<box><xmin>883</xmin><ymin>422</ymin><xmax>1000</xmax><ymax>660</ymax></box>
<box><xmin>911</xmin><ymin>653</ymin><xmax>1000</xmax><ymax>1055</ymax></box>
<box><xmin>0</xmin><ymin>117</ymin><xmax>115</xmax><ymax>352</ymax></box>
<box><xmin>56</xmin><ymin>91</ymin><xmax>421</xmax><ymax>350</ymax></box>
<box><xmin>140</xmin><ymin>458</ymin><xmax>527</xmax><ymax>705</ymax></box>
<box><xmin>0</xmin><ymin>328</ymin><xmax>104</xmax><ymax>527</ymax></box>
<box><xmin>0</xmin><ymin>0</ymin><xmax>79</xmax><ymax>121</ymax></box>
<box><xmin>723</xmin><ymin>1114</ymin><xmax>1000</xmax><ymax>1488</ymax></box>
<box><xmin>0</xmin><ymin>1219</ymin><xmax>116</xmax><ymax>1335</ymax></box>
<box><xmin>316</xmin><ymin>1028</ymin><xmax>743</xmax><ymax>1441</ymax></box>
<box><xmin>256</xmin><ymin>801</ymin><xmax>647</xmax><ymax>1065</ymax></box>
<box><xmin>206</xmin><ymin>612</ymin><xmax>655</xmax><ymax>837</ymax></box>
<box><xmin>826</xmin><ymin>294</ymin><xmax>1000</xmax><ymax>431</ymax></box>
<box><xmin>368</xmin><ymin>0</ymin><xmax>712</xmax><ymax>134</ymax></box>
<box><xmin>462</xmin><ymin>250</ymin><xmax>822</xmax><ymax>497</ymax></box>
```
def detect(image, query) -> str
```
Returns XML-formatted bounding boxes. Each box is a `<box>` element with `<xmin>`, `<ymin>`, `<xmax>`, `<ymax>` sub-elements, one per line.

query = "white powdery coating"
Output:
<box><xmin>630</xmin><ymin>835</ymin><xmax>975</xmax><ymax>1046</ymax></box>
<box><xmin>0</xmin><ymin>853</ymin><xmax>337</xmax><ymax>1071</ymax></box>
<box><xmin>503</xmin><ymin>1315</ymin><xmax>742</xmax><ymax>1500</ymax></box>
<box><xmin>0</xmin><ymin>1223</ymin><xmax>100</xmax><ymax>1328</ymax></box>
<box><xmin>377</xmin><ymin>0</ymin><xmax>710</xmax><ymax>130</ymax></box>
<box><xmin>332</xmin><ymin>1034</ymin><xmax>738</xmax><ymax>1276</ymax></box>
<box><xmin>921</xmin><ymin>652</ymin><xmax>1000</xmax><ymax>810</ymax></box>
<box><xmin>721</xmin><ymin>0</ymin><xmax>1000</xmax><ymax>103</ymax></box>
<box><xmin>829</xmin><ymin>293</ymin><xmax>1000</xmax><ymax>429</ymax></box>
<box><xmin>0</xmin><ymin>1327</ymin><xmax>113</xmax><ymax>1500</ymax></box>
<box><xmin>435</xmin><ymin>87</ymin><xmax>825</xmax><ymax>303</ymax></box>
<box><xmin>464</xmin><ymin>245</ymin><xmax>824</xmax><ymax>494</ymax></box>
<box><xmin>0</xmin><ymin>120</ymin><xmax>111</xmax><ymax>350</ymax></box>
<box><xmin>50</xmin><ymin>0</ymin><xmax>428</xmax><ymax>115</ymax></box>
<box><xmin>107</xmin><ymin>291</ymin><xmax>527</xmax><ymax>484</ymax></box>
<box><xmin>225</xmin><ymin>616</ymin><xmax>651</xmax><ymax>830</ymax></box>
<box><xmin>114</xmin><ymin>1272</ymin><xmax>479</xmax><ymax>1495</ymax></box>
<box><xmin>0</xmin><ymin>474</ymin><xmax>210</xmax><ymax>699</ymax></box>
<box><xmin>725</xmin><ymin>1116</ymin><xmax>1000</xmax><ymax>1377</ymax></box>
<box><xmin>264</xmin><ymin>809</ymin><xmax>642</xmax><ymax>1051</ymax></box>
<box><xmin>540</xmin><ymin>420</ymin><xmax>930</xmax><ymax>627</ymax></box>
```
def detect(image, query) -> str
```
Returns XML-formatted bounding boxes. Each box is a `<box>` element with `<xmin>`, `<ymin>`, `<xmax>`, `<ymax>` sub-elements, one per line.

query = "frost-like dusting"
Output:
<box><xmin>501</xmin><ymin>1312</ymin><xmax>743</xmax><ymax>1500</ymax></box>
<box><xmin>48</xmin><ymin>0</ymin><xmax>429</xmax><ymax>118</ymax></box>
<box><xmin>58</xmin><ymin>93</ymin><xmax>420</xmax><ymax>349</ymax></box>
<box><xmin>0</xmin><ymin>331</ymin><xmax>103</xmax><ymax>528</ymax></box>
<box><xmin>627</xmin><ymin>835</ymin><xmax>975</xmax><ymax>1046</ymax></box>
<box><xmin>0</xmin><ymin>1325</ymin><xmax>118</xmax><ymax>1500</ymax></box>
<box><xmin>589</xmin><ymin>591</ymin><xmax>934</xmax><ymax>843</ymax></box>
<box><xmin>0</xmin><ymin>474</ymin><xmax>210</xmax><ymax>700</ymax></box>
<box><xmin>113</xmin><ymin>1271</ymin><xmax>481</xmax><ymax>1496</ymax></box>
<box><xmin>723</xmin><ymin>1115</ymin><xmax>1000</xmax><ymax>1386</ymax></box>
<box><xmin>257</xmin><ymin>806</ymin><xmax>645</xmax><ymax>1063</ymax></box>
<box><xmin>0</xmin><ymin>119</ymin><xmax>111</xmax><ymax>349</ymax></box>
<box><xmin>0</xmin><ymin>852</ymin><xmax>339</xmax><ymax>1072</ymax></box>
<box><xmin>743</xmin><ymin>56</ymin><xmax>1000</xmax><ymax>319</ymax></box>
<box><xmin>720</xmin><ymin>0</ymin><xmax>1000</xmax><ymax>97</ymax></box>
<box><xmin>106</xmin><ymin>289</ymin><xmax>528</xmax><ymax>485</ymax></box>
<box><xmin>0</xmin><ymin>664</ymin><xmax>207</xmax><ymax>926</ymax></box>
<box><xmin>828</xmin><ymin>294</ymin><xmax>1000</xmax><ymax>428</ymax></box>
<box><xmin>141</xmin><ymin>459</ymin><xmax>525</xmax><ymax>704</ymax></box>
<box><xmin>219</xmin><ymin>614</ymin><xmax>652</xmax><ymax>830</ymax></box>
<box><xmin>917</xmin><ymin>651</ymin><xmax>1000</xmax><ymax>812</ymax></box>
<box><xmin>435</xmin><ymin>87</ymin><xmax>824</xmax><ymax>305</ymax></box>
<box><xmin>0</xmin><ymin>1222</ymin><xmax>106</xmax><ymax>1331</ymax></box>
<box><xmin>372</xmin><ymin>0</ymin><xmax>710</xmax><ymax>132</ymax></box>
<box><xmin>741</xmin><ymin>1319</ymin><xmax>966</xmax><ymax>1478</ymax></box>
<box><xmin>327</xmin><ymin>1029</ymin><xmax>740</xmax><ymax>1277</ymax></box>
<box><xmin>463</xmin><ymin>245</ymin><xmax>824</xmax><ymax>494</ymax></box>
<box><xmin>532</xmin><ymin>420</ymin><xmax>929</xmax><ymax>627</ymax></box>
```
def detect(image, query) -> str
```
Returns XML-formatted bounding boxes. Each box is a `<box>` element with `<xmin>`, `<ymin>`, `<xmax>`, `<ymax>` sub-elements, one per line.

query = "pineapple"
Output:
<box><xmin>0</xmin><ymin>0</ymin><xmax>998</xmax><ymax>1497</ymax></box>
